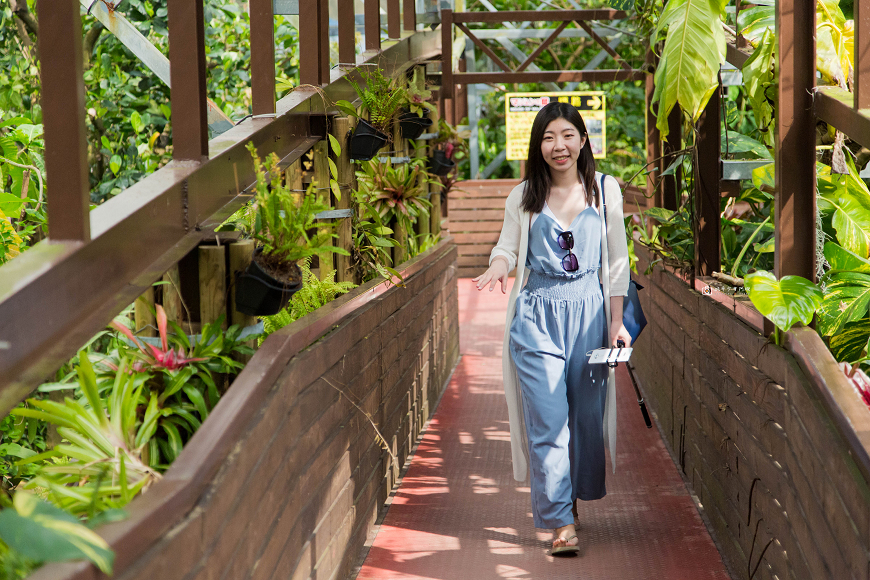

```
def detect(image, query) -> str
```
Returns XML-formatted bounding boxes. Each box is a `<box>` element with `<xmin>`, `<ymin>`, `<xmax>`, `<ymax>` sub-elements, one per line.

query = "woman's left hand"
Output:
<box><xmin>610</xmin><ymin>321</ymin><xmax>632</xmax><ymax>348</ymax></box>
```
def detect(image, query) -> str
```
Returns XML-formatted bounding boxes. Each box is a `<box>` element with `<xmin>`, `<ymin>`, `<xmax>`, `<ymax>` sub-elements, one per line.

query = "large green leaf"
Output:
<box><xmin>818</xmin><ymin>271</ymin><xmax>870</xmax><ymax>336</ymax></box>
<box><xmin>643</xmin><ymin>207</ymin><xmax>675</xmax><ymax>223</ymax></box>
<box><xmin>0</xmin><ymin>492</ymin><xmax>114</xmax><ymax>573</ymax></box>
<box><xmin>818</xmin><ymin>186</ymin><xmax>870</xmax><ymax>258</ymax></box>
<box><xmin>824</xmin><ymin>241</ymin><xmax>870</xmax><ymax>274</ymax></box>
<box><xmin>736</xmin><ymin>0</ymin><xmax>773</xmax><ymax>44</ymax></box>
<box><xmin>751</xmin><ymin>162</ymin><xmax>775</xmax><ymax>191</ymax></box>
<box><xmin>829</xmin><ymin>319</ymin><xmax>870</xmax><ymax>363</ymax></box>
<box><xmin>721</xmin><ymin>131</ymin><xmax>772</xmax><ymax>159</ymax></box>
<box><xmin>816</xmin><ymin>0</ymin><xmax>852</xmax><ymax>87</ymax></box>
<box><xmin>651</xmin><ymin>0</ymin><xmax>727</xmax><ymax>136</ymax></box>
<box><xmin>745</xmin><ymin>271</ymin><xmax>822</xmax><ymax>333</ymax></box>
<box><xmin>0</xmin><ymin>192</ymin><xmax>25</xmax><ymax>216</ymax></box>
<box><xmin>741</xmin><ymin>29</ymin><xmax>776</xmax><ymax>148</ymax></box>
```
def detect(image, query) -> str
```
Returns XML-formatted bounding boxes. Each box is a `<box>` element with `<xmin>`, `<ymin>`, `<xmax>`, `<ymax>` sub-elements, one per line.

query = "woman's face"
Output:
<box><xmin>540</xmin><ymin>117</ymin><xmax>586</xmax><ymax>176</ymax></box>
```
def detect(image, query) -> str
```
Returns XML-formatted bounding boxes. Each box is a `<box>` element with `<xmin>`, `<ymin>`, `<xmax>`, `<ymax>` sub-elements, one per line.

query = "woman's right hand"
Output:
<box><xmin>472</xmin><ymin>257</ymin><xmax>510</xmax><ymax>293</ymax></box>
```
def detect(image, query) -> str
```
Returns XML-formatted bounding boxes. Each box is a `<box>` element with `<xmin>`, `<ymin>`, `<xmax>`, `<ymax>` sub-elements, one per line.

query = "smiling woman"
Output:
<box><xmin>472</xmin><ymin>101</ymin><xmax>631</xmax><ymax>556</ymax></box>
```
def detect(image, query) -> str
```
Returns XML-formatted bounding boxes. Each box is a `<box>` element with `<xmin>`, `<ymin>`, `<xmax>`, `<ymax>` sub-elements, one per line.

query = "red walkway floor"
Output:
<box><xmin>355</xmin><ymin>279</ymin><xmax>732</xmax><ymax>580</ymax></box>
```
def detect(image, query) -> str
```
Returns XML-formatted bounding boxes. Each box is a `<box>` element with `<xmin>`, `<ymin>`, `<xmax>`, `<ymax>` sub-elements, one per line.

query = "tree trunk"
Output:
<box><xmin>9</xmin><ymin>0</ymin><xmax>38</xmax><ymax>36</ymax></box>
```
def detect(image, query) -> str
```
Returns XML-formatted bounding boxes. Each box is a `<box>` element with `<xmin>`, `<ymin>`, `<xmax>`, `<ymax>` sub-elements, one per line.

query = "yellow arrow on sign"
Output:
<box><xmin>587</xmin><ymin>96</ymin><xmax>602</xmax><ymax>110</ymax></box>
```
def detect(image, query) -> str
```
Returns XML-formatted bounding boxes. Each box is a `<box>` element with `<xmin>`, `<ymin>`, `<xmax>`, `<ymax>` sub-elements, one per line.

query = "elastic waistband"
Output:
<box><xmin>524</xmin><ymin>269</ymin><xmax>600</xmax><ymax>301</ymax></box>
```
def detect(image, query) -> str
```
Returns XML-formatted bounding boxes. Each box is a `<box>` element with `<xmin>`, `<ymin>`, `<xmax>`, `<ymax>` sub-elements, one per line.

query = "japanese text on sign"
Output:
<box><xmin>505</xmin><ymin>92</ymin><xmax>606</xmax><ymax>161</ymax></box>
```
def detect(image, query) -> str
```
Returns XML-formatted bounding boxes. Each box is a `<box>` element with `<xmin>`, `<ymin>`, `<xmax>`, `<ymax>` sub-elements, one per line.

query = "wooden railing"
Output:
<box><xmin>0</xmin><ymin>0</ymin><xmax>440</xmax><ymax>415</ymax></box>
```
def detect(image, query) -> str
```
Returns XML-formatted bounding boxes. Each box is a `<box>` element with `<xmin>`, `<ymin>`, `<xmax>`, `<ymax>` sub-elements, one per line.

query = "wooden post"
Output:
<box><xmin>694</xmin><ymin>86</ymin><xmax>721</xmax><ymax>277</ymax></box>
<box><xmin>313</xmin><ymin>139</ymin><xmax>332</xmax><ymax>278</ymax></box>
<box><xmin>456</xmin><ymin>58</ymin><xmax>468</xmax><ymax>123</ymax></box>
<box><xmin>228</xmin><ymin>240</ymin><xmax>256</xmax><ymax>328</ymax></box>
<box><xmin>229</xmin><ymin>239</ymin><xmax>256</xmax><ymax>363</ymax></box>
<box><xmin>199</xmin><ymin>244</ymin><xmax>227</xmax><ymax>329</ymax></box>
<box><xmin>662</xmin><ymin>108</ymin><xmax>682</xmax><ymax>211</ymax></box>
<box><xmin>332</xmin><ymin>117</ymin><xmax>356</xmax><ymax>283</ymax></box>
<box><xmin>430</xmin><ymin>181</ymin><xmax>442</xmax><ymax>236</ymax></box>
<box><xmin>393</xmin><ymin>217</ymin><xmax>408</xmax><ymax>265</ymax></box>
<box><xmin>162</xmin><ymin>265</ymin><xmax>184</xmax><ymax>325</ymax></box>
<box><xmin>415</xmin><ymin>134</ymin><xmax>430</xmax><ymax>238</ymax></box>
<box><xmin>392</xmin><ymin>121</ymin><xmax>409</xmax><ymax>265</ymax></box>
<box><xmin>134</xmin><ymin>287</ymin><xmax>157</xmax><ymax>337</ymax></box>
<box><xmin>429</xmin><ymin>105</ymin><xmax>442</xmax><ymax>236</ymax></box>
<box><xmin>775</xmin><ymin>0</ymin><xmax>816</xmax><ymax>282</ymax></box>
<box><xmin>393</xmin><ymin>118</ymin><xmax>407</xmax><ymax>159</ymax></box>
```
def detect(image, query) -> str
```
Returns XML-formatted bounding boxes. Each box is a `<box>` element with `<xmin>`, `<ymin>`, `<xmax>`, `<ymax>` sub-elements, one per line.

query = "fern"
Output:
<box><xmin>262</xmin><ymin>258</ymin><xmax>357</xmax><ymax>336</ymax></box>
<box><xmin>347</xmin><ymin>67</ymin><xmax>404</xmax><ymax>135</ymax></box>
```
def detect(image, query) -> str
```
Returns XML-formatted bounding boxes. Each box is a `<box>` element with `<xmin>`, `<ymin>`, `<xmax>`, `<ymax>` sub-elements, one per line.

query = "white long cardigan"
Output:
<box><xmin>490</xmin><ymin>173</ymin><xmax>630</xmax><ymax>482</ymax></box>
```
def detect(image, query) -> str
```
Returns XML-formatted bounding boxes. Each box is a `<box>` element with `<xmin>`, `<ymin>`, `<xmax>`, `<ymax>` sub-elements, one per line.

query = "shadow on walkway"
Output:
<box><xmin>355</xmin><ymin>279</ymin><xmax>731</xmax><ymax>579</ymax></box>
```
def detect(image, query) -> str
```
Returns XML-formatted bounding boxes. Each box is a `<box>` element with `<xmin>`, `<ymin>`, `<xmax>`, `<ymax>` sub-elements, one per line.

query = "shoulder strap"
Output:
<box><xmin>599</xmin><ymin>173</ymin><xmax>611</xmax><ymax>327</ymax></box>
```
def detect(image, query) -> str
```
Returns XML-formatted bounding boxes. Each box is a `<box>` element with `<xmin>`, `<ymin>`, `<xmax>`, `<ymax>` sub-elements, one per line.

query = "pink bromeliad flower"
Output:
<box><xmin>110</xmin><ymin>305</ymin><xmax>206</xmax><ymax>372</ymax></box>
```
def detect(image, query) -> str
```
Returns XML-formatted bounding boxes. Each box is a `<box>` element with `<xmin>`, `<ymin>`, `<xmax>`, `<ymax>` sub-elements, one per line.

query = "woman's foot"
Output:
<box><xmin>551</xmin><ymin>523</ymin><xmax>579</xmax><ymax>556</ymax></box>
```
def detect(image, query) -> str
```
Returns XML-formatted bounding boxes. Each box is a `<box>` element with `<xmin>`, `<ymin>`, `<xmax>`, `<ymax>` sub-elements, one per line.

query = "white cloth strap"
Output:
<box><xmin>598</xmin><ymin>174</ymin><xmax>618</xmax><ymax>474</ymax></box>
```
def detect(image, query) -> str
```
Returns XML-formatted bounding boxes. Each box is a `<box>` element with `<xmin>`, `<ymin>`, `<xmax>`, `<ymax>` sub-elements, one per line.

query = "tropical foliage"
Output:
<box><xmin>262</xmin><ymin>258</ymin><xmax>357</xmax><ymax>336</ymax></box>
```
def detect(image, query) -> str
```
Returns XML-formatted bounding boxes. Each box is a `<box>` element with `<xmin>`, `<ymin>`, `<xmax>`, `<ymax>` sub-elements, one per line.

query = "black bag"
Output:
<box><xmin>600</xmin><ymin>174</ymin><xmax>647</xmax><ymax>343</ymax></box>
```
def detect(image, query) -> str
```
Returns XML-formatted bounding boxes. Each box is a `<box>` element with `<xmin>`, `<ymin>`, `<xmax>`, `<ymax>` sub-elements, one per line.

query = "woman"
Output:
<box><xmin>473</xmin><ymin>101</ymin><xmax>630</xmax><ymax>555</ymax></box>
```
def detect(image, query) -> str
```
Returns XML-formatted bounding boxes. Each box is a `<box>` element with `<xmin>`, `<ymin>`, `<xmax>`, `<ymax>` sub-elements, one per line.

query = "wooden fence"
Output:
<box><xmin>30</xmin><ymin>240</ymin><xmax>460</xmax><ymax>580</ymax></box>
<box><xmin>632</xmin><ymin>242</ymin><xmax>870</xmax><ymax>580</ymax></box>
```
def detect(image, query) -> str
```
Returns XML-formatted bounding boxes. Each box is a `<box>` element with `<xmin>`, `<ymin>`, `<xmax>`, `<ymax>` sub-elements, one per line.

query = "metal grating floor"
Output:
<box><xmin>354</xmin><ymin>278</ymin><xmax>732</xmax><ymax>580</ymax></box>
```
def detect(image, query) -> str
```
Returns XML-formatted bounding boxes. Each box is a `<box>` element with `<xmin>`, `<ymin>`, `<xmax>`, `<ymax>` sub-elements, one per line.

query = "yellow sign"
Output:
<box><xmin>505</xmin><ymin>91</ymin><xmax>607</xmax><ymax>161</ymax></box>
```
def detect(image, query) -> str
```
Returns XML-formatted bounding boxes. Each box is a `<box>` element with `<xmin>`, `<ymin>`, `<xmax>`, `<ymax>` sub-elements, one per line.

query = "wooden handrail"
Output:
<box><xmin>0</xmin><ymin>32</ymin><xmax>442</xmax><ymax>416</ymax></box>
<box><xmin>452</xmin><ymin>9</ymin><xmax>627</xmax><ymax>23</ymax></box>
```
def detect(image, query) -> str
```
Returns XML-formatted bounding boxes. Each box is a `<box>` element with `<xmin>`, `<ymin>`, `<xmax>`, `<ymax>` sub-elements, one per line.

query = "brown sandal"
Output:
<box><xmin>551</xmin><ymin>534</ymin><xmax>579</xmax><ymax>556</ymax></box>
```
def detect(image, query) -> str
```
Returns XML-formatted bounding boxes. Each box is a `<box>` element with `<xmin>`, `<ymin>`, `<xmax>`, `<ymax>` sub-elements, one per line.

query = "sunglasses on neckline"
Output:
<box><xmin>557</xmin><ymin>231</ymin><xmax>579</xmax><ymax>272</ymax></box>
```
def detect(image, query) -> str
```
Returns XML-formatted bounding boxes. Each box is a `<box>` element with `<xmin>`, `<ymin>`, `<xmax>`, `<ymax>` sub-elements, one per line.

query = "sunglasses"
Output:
<box><xmin>557</xmin><ymin>231</ymin><xmax>579</xmax><ymax>272</ymax></box>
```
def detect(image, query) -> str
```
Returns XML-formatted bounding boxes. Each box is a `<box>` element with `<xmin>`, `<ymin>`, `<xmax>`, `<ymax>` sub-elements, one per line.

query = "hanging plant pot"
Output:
<box><xmin>348</xmin><ymin>118</ymin><xmax>388</xmax><ymax>161</ymax></box>
<box><xmin>428</xmin><ymin>149</ymin><xmax>455</xmax><ymax>177</ymax></box>
<box><xmin>399</xmin><ymin>111</ymin><xmax>433</xmax><ymax>140</ymax></box>
<box><xmin>235</xmin><ymin>250</ymin><xmax>303</xmax><ymax>316</ymax></box>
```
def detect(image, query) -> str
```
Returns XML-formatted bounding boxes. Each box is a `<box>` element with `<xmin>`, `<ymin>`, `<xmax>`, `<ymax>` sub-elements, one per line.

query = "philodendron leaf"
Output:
<box><xmin>824</xmin><ymin>241</ymin><xmax>870</xmax><ymax>274</ymax></box>
<box><xmin>820</xmin><ymin>190</ymin><xmax>870</xmax><ymax>258</ymax></box>
<box><xmin>0</xmin><ymin>492</ymin><xmax>114</xmax><ymax>573</ymax></box>
<box><xmin>643</xmin><ymin>207</ymin><xmax>675</xmax><ymax>223</ymax></box>
<box><xmin>0</xmin><ymin>191</ymin><xmax>26</xmax><ymax>216</ymax></box>
<box><xmin>335</xmin><ymin>100</ymin><xmax>358</xmax><ymax>119</ymax></box>
<box><xmin>722</xmin><ymin>132</ymin><xmax>772</xmax><ymax>160</ymax></box>
<box><xmin>751</xmin><ymin>162</ymin><xmax>775</xmax><ymax>191</ymax></box>
<box><xmin>737</xmin><ymin>0</ymin><xmax>774</xmax><ymax>44</ymax></box>
<box><xmin>740</xmin><ymin>30</ymin><xmax>776</xmax><ymax>148</ymax></box>
<box><xmin>753</xmin><ymin>236</ymin><xmax>774</xmax><ymax>254</ymax></box>
<box><xmin>817</xmin><ymin>271</ymin><xmax>870</xmax><ymax>336</ymax></box>
<box><xmin>651</xmin><ymin>0</ymin><xmax>727</xmax><ymax>136</ymax></box>
<box><xmin>744</xmin><ymin>271</ymin><xmax>822</xmax><ymax>333</ymax></box>
<box><xmin>829</xmin><ymin>319</ymin><xmax>870</xmax><ymax>363</ymax></box>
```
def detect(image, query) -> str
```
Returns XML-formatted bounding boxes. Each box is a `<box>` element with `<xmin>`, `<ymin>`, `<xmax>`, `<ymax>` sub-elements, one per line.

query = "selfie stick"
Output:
<box><xmin>616</xmin><ymin>340</ymin><xmax>652</xmax><ymax>429</ymax></box>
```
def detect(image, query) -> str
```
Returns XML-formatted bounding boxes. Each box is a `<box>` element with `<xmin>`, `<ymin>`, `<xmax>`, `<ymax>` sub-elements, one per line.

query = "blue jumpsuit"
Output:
<box><xmin>509</xmin><ymin>203</ymin><xmax>609</xmax><ymax>530</ymax></box>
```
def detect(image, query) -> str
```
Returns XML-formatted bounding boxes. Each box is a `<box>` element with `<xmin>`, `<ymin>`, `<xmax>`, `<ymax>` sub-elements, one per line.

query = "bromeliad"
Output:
<box><xmin>109</xmin><ymin>304</ymin><xmax>206</xmax><ymax>372</ymax></box>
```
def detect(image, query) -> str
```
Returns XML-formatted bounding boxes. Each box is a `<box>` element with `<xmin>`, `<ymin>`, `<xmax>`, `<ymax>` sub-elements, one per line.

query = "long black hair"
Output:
<box><xmin>521</xmin><ymin>101</ymin><xmax>598</xmax><ymax>214</ymax></box>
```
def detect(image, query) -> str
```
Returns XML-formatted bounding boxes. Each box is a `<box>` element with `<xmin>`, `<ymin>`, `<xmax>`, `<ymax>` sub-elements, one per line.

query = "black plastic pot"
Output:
<box><xmin>428</xmin><ymin>149</ymin><xmax>455</xmax><ymax>177</ymax></box>
<box><xmin>399</xmin><ymin>111</ymin><xmax>433</xmax><ymax>140</ymax></box>
<box><xmin>349</xmin><ymin>118</ymin><xmax>388</xmax><ymax>161</ymax></box>
<box><xmin>235</xmin><ymin>255</ymin><xmax>303</xmax><ymax>316</ymax></box>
